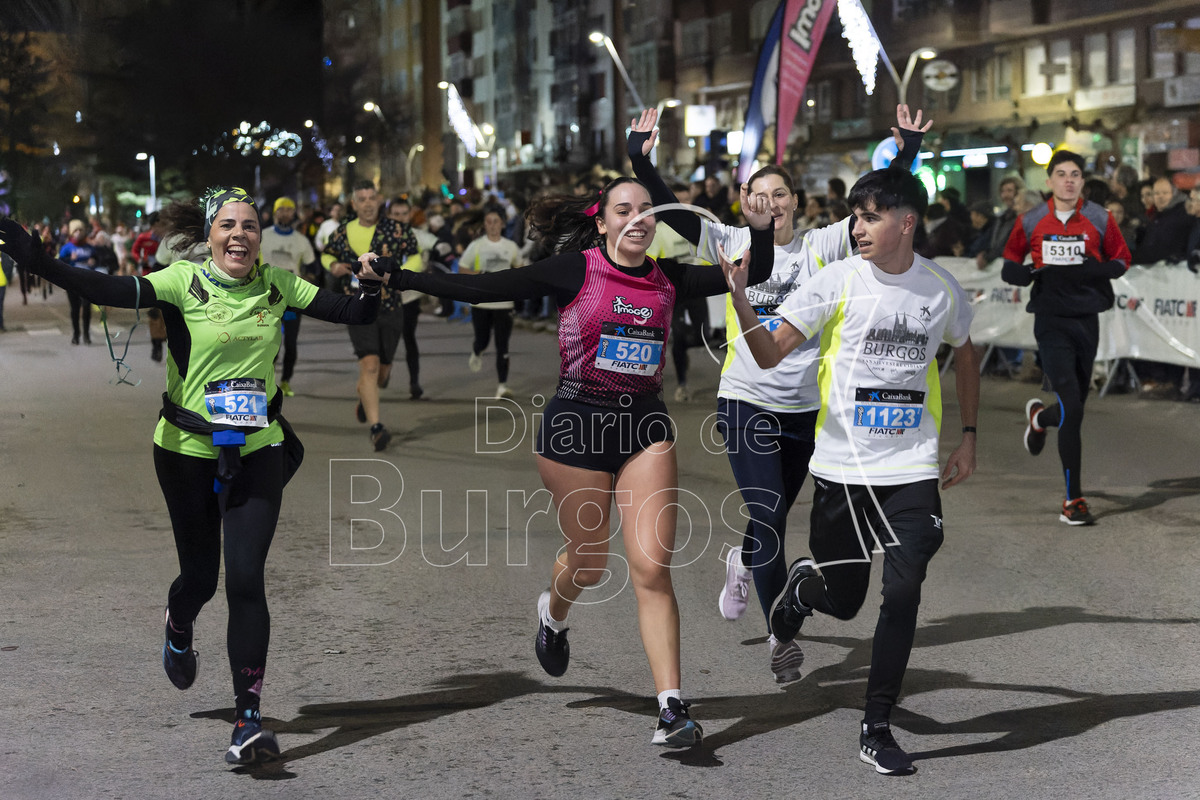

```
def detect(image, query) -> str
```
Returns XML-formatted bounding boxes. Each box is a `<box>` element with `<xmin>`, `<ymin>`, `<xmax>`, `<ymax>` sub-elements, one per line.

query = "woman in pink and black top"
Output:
<box><xmin>388</xmin><ymin>173</ymin><xmax>774</xmax><ymax>747</ymax></box>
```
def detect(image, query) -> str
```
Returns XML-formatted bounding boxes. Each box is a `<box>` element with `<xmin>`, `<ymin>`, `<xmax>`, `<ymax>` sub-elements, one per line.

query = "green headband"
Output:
<box><xmin>202</xmin><ymin>186</ymin><xmax>257</xmax><ymax>238</ymax></box>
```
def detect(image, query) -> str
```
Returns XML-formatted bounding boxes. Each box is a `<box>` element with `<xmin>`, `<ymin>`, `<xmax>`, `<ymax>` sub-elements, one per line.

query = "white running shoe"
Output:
<box><xmin>673</xmin><ymin>385</ymin><xmax>691</xmax><ymax>403</ymax></box>
<box><xmin>496</xmin><ymin>383</ymin><xmax>514</xmax><ymax>399</ymax></box>
<box><xmin>768</xmin><ymin>634</ymin><xmax>804</xmax><ymax>684</ymax></box>
<box><xmin>468</xmin><ymin>351</ymin><xmax>483</xmax><ymax>372</ymax></box>
<box><xmin>717</xmin><ymin>546</ymin><xmax>752</xmax><ymax>620</ymax></box>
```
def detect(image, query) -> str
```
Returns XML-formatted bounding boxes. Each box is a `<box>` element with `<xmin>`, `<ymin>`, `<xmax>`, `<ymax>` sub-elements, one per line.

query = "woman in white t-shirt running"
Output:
<box><xmin>457</xmin><ymin>207</ymin><xmax>523</xmax><ymax>398</ymax></box>
<box><xmin>627</xmin><ymin>105</ymin><xmax>929</xmax><ymax>684</ymax></box>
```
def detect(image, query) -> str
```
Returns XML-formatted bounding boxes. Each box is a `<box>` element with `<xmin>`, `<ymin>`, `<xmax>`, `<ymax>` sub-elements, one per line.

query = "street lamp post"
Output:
<box><xmin>588</xmin><ymin>31</ymin><xmax>645</xmax><ymax>110</ymax></box>
<box><xmin>135</xmin><ymin>152</ymin><xmax>156</xmax><ymax>214</ymax></box>
<box><xmin>405</xmin><ymin>143</ymin><xmax>425</xmax><ymax>191</ymax></box>
<box><xmin>895</xmin><ymin>47</ymin><xmax>938</xmax><ymax>106</ymax></box>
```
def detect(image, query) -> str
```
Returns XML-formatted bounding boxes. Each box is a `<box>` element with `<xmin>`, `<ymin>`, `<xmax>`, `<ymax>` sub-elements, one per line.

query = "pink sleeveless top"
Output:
<box><xmin>556</xmin><ymin>247</ymin><xmax>677</xmax><ymax>406</ymax></box>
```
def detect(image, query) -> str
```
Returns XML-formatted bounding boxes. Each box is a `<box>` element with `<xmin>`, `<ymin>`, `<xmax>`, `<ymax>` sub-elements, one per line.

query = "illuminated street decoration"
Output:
<box><xmin>445</xmin><ymin>83</ymin><xmax>479</xmax><ymax>157</ymax></box>
<box><xmin>203</xmin><ymin>121</ymin><xmax>304</xmax><ymax>159</ymax></box>
<box><xmin>837</xmin><ymin>0</ymin><xmax>880</xmax><ymax>95</ymax></box>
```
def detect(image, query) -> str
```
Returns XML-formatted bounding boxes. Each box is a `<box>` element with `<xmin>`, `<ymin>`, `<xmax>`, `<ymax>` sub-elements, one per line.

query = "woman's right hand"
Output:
<box><xmin>629</xmin><ymin>108</ymin><xmax>659</xmax><ymax>156</ymax></box>
<box><xmin>720</xmin><ymin>243</ymin><xmax>750</xmax><ymax>296</ymax></box>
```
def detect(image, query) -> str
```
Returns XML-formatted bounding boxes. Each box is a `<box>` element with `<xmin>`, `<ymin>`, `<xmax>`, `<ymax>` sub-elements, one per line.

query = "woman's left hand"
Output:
<box><xmin>629</xmin><ymin>108</ymin><xmax>659</xmax><ymax>156</ymax></box>
<box><xmin>739</xmin><ymin>183</ymin><xmax>772</xmax><ymax>231</ymax></box>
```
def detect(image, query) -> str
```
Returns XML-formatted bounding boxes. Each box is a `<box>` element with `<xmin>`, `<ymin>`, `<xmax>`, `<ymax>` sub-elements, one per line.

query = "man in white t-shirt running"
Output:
<box><xmin>260</xmin><ymin>197</ymin><xmax>317</xmax><ymax>396</ymax></box>
<box><xmin>725</xmin><ymin>166</ymin><xmax>979</xmax><ymax>777</ymax></box>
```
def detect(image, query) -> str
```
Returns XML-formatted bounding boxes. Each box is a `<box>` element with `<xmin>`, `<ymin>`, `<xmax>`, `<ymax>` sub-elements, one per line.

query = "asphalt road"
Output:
<box><xmin>1</xmin><ymin>289</ymin><xmax>1198</xmax><ymax>799</ymax></box>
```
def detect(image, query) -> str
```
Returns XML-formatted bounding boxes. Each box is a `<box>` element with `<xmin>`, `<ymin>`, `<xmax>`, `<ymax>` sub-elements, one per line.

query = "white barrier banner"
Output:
<box><xmin>936</xmin><ymin>258</ymin><xmax>1200</xmax><ymax>368</ymax></box>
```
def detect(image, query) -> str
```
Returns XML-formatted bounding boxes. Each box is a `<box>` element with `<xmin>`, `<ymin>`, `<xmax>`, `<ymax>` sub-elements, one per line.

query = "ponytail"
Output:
<box><xmin>524</xmin><ymin>176</ymin><xmax>647</xmax><ymax>255</ymax></box>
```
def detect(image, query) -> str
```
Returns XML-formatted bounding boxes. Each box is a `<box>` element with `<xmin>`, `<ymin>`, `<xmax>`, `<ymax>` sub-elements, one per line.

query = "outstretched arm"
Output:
<box><xmin>0</xmin><ymin>218</ymin><xmax>157</xmax><ymax>308</ymax></box>
<box><xmin>723</xmin><ymin>241</ymin><xmax>807</xmax><ymax>368</ymax></box>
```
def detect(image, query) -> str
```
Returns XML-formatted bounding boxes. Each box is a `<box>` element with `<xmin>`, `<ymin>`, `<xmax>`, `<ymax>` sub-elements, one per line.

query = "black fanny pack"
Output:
<box><xmin>159</xmin><ymin>391</ymin><xmax>304</xmax><ymax>490</ymax></box>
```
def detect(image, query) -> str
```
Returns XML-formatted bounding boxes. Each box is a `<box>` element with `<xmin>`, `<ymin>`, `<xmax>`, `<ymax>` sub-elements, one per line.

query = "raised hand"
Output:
<box><xmin>629</xmin><ymin>108</ymin><xmax>659</xmax><ymax>156</ymax></box>
<box><xmin>892</xmin><ymin>104</ymin><xmax>932</xmax><ymax>152</ymax></box>
<box><xmin>739</xmin><ymin>183</ymin><xmax>773</xmax><ymax>231</ymax></box>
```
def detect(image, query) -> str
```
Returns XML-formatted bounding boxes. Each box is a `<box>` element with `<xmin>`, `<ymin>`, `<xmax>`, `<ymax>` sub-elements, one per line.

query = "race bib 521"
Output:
<box><xmin>204</xmin><ymin>378</ymin><xmax>269</xmax><ymax>428</ymax></box>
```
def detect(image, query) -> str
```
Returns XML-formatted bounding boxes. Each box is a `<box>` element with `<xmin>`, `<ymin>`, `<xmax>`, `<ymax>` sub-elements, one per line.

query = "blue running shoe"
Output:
<box><xmin>652</xmin><ymin>697</ymin><xmax>702</xmax><ymax>747</ymax></box>
<box><xmin>225</xmin><ymin>709</ymin><xmax>280</xmax><ymax>765</ymax></box>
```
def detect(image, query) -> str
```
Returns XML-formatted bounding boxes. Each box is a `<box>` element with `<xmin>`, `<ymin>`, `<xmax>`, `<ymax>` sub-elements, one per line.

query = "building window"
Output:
<box><xmin>681</xmin><ymin>19</ymin><xmax>710</xmax><ymax>59</ymax></box>
<box><xmin>713</xmin><ymin>12</ymin><xmax>733</xmax><ymax>55</ymax></box>
<box><xmin>1047</xmin><ymin>39</ymin><xmax>1071</xmax><ymax>94</ymax></box>
<box><xmin>1151</xmin><ymin>22</ymin><xmax>1177</xmax><ymax>79</ymax></box>
<box><xmin>995</xmin><ymin>51</ymin><xmax>1012</xmax><ymax>99</ymax></box>
<box><xmin>816</xmin><ymin>80</ymin><xmax>832</xmax><ymax>123</ymax></box>
<box><xmin>749</xmin><ymin>0</ymin><xmax>775</xmax><ymax>46</ymax></box>
<box><xmin>971</xmin><ymin>57</ymin><xmax>989</xmax><ymax>104</ymax></box>
<box><xmin>1083</xmin><ymin>33</ymin><xmax>1107</xmax><ymax>88</ymax></box>
<box><xmin>1023</xmin><ymin>43</ymin><xmax>1046</xmax><ymax>97</ymax></box>
<box><xmin>1186</xmin><ymin>17</ymin><xmax>1200</xmax><ymax>75</ymax></box>
<box><xmin>1114</xmin><ymin>28</ymin><xmax>1136</xmax><ymax>84</ymax></box>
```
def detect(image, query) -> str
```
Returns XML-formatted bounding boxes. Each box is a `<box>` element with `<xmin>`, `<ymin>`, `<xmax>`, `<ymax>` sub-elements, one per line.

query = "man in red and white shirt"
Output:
<box><xmin>1001</xmin><ymin>149</ymin><xmax>1131</xmax><ymax>526</ymax></box>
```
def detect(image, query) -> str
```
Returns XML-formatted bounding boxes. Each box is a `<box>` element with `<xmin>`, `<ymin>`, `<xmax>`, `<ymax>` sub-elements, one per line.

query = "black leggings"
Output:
<box><xmin>471</xmin><ymin>307</ymin><xmax>513</xmax><ymax>383</ymax></box>
<box><xmin>401</xmin><ymin>298</ymin><xmax>421</xmax><ymax>385</ymax></box>
<box><xmin>154</xmin><ymin>444</ymin><xmax>283</xmax><ymax>713</ymax></box>
<box><xmin>800</xmin><ymin>478</ymin><xmax>944</xmax><ymax>724</ymax></box>
<box><xmin>670</xmin><ymin>297</ymin><xmax>709</xmax><ymax>385</ymax></box>
<box><xmin>67</xmin><ymin>289</ymin><xmax>91</xmax><ymax>338</ymax></box>
<box><xmin>1033</xmin><ymin>314</ymin><xmax>1097</xmax><ymax>500</ymax></box>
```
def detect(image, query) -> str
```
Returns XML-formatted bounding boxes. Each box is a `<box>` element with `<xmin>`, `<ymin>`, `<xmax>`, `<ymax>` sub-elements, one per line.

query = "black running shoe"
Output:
<box><xmin>1023</xmin><ymin>398</ymin><xmax>1047</xmax><ymax>456</ymax></box>
<box><xmin>370</xmin><ymin>423</ymin><xmax>391</xmax><ymax>451</ymax></box>
<box><xmin>162</xmin><ymin>609</ymin><xmax>197</xmax><ymax>690</ymax></box>
<box><xmin>355</xmin><ymin>400</ymin><xmax>367</xmax><ymax>424</ymax></box>
<box><xmin>652</xmin><ymin>697</ymin><xmax>703</xmax><ymax>747</ymax></box>
<box><xmin>534</xmin><ymin>590</ymin><xmax>569</xmax><ymax>677</ymax></box>
<box><xmin>225</xmin><ymin>710</ymin><xmax>280</xmax><ymax>765</ymax></box>
<box><xmin>859</xmin><ymin>720</ymin><xmax>915</xmax><ymax>775</ymax></box>
<box><xmin>769</xmin><ymin>558</ymin><xmax>818</xmax><ymax>643</ymax></box>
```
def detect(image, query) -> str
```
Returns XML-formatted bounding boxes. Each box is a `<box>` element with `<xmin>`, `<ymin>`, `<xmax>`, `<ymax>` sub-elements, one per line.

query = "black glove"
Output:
<box><xmin>1000</xmin><ymin>259</ymin><xmax>1034</xmax><ymax>287</ymax></box>
<box><xmin>627</xmin><ymin>128</ymin><xmax>652</xmax><ymax>161</ymax></box>
<box><xmin>0</xmin><ymin>218</ymin><xmax>51</xmax><ymax>274</ymax></box>
<box><xmin>1079</xmin><ymin>256</ymin><xmax>1126</xmax><ymax>279</ymax></box>
<box><xmin>893</xmin><ymin>128</ymin><xmax>925</xmax><ymax>171</ymax></box>
<box><xmin>366</xmin><ymin>256</ymin><xmax>397</xmax><ymax>274</ymax></box>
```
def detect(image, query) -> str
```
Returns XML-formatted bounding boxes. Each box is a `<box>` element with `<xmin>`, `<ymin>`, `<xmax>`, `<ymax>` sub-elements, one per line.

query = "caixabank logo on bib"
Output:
<box><xmin>861</xmin><ymin>312</ymin><xmax>930</xmax><ymax>381</ymax></box>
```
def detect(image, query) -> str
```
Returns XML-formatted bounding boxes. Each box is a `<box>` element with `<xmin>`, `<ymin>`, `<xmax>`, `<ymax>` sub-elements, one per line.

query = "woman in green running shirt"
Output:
<box><xmin>0</xmin><ymin>188</ymin><xmax>389</xmax><ymax>765</ymax></box>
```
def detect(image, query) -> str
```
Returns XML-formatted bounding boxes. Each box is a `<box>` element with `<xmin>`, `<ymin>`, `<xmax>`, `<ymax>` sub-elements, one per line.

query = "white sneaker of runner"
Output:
<box><xmin>768</xmin><ymin>634</ymin><xmax>804</xmax><ymax>684</ymax></box>
<box><xmin>717</xmin><ymin>545</ymin><xmax>752</xmax><ymax>620</ymax></box>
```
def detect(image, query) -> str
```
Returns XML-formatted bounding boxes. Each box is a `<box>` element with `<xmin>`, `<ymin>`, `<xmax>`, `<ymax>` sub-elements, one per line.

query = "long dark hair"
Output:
<box><xmin>525</xmin><ymin>176</ymin><xmax>646</xmax><ymax>255</ymax></box>
<box><xmin>159</xmin><ymin>198</ymin><xmax>205</xmax><ymax>251</ymax></box>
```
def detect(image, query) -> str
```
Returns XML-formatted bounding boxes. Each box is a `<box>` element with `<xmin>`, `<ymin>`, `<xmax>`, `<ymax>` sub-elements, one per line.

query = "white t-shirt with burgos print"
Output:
<box><xmin>697</xmin><ymin>218</ymin><xmax>853</xmax><ymax>412</ymax></box>
<box><xmin>777</xmin><ymin>253</ymin><xmax>974</xmax><ymax>486</ymax></box>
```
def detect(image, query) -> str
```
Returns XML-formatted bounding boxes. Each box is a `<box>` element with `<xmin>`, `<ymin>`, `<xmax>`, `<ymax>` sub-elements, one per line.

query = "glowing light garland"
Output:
<box><xmin>444</xmin><ymin>83</ymin><xmax>478</xmax><ymax>157</ymax></box>
<box><xmin>837</xmin><ymin>0</ymin><xmax>880</xmax><ymax>96</ymax></box>
<box><xmin>202</xmin><ymin>120</ymin><xmax>304</xmax><ymax>160</ymax></box>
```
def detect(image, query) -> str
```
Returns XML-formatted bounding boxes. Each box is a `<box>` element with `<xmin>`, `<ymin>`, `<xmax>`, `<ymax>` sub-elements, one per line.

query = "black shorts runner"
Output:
<box><xmin>348</xmin><ymin>309</ymin><xmax>404</xmax><ymax>364</ymax></box>
<box><xmin>536</xmin><ymin>394</ymin><xmax>675</xmax><ymax>475</ymax></box>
